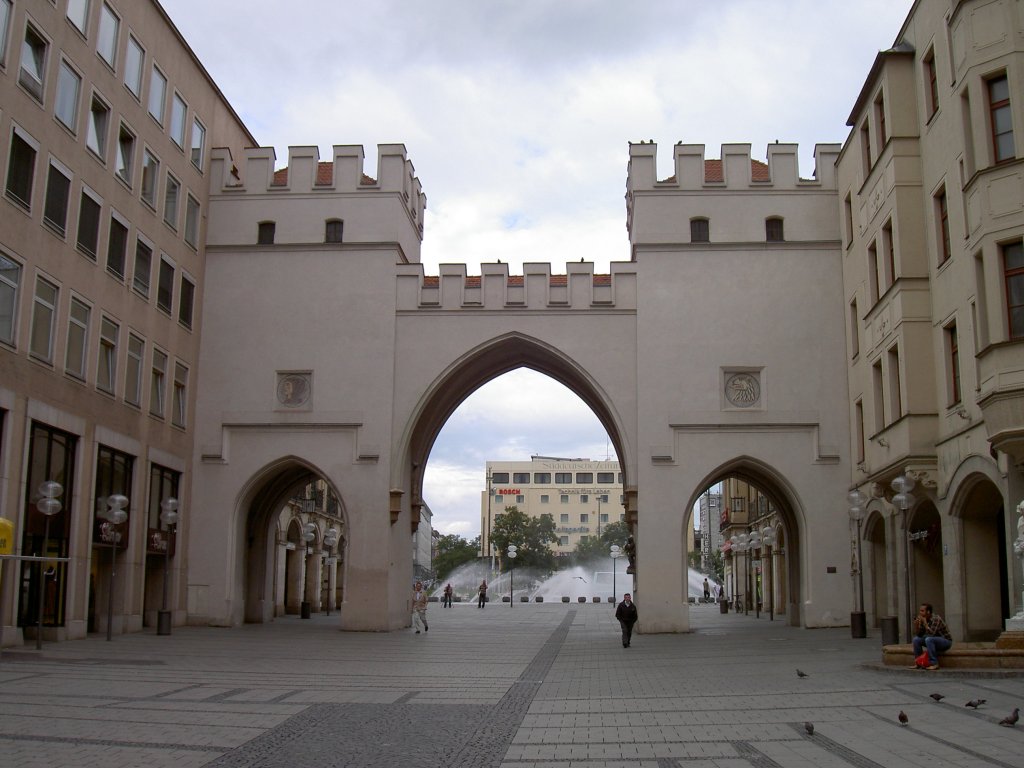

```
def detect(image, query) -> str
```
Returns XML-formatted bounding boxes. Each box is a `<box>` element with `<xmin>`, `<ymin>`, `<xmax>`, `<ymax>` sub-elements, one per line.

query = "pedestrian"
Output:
<box><xmin>443</xmin><ymin>583</ymin><xmax>453</xmax><ymax>608</ymax></box>
<box><xmin>477</xmin><ymin>579</ymin><xmax>488</xmax><ymax>608</ymax></box>
<box><xmin>615</xmin><ymin>592</ymin><xmax>638</xmax><ymax>648</ymax></box>
<box><xmin>703</xmin><ymin>578</ymin><xmax>710</xmax><ymax>603</ymax></box>
<box><xmin>911</xmin><ymin>602</ymin><xmax>952</xmax><ymax>670</ymax></box>
<box><xmin>412</xmin><ymin>580</ymin><xmax>428</xmax><ymax>633</ymax></box>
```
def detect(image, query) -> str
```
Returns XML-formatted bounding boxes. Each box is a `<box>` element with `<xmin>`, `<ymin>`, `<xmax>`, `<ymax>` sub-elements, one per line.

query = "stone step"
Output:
<box><xmin>883</xmin><ymin>642</ymin><xmax>1024</xmax><ymax>669</ymax></box>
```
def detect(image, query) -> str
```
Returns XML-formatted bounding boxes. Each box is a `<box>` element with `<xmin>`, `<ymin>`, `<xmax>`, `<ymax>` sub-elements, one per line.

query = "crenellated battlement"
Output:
<box><xmin>395</xmin><ymin>261</ymin><xmax>637</xmax><ymax>311</ymax></box>
<box><xmin>206</xmin><ymin>144</ymin><xmax>426</xmax><ymax>260</ymax></box>
<box><xmin>626</xmin><ymin>141</ymin><xmax>840</xmax><ymax>193</ymax></box>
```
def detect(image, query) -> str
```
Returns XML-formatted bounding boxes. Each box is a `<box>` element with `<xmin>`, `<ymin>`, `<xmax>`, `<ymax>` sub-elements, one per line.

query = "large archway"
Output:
<box><xmin>954</xmin><ymin>474</ymin><xmax>1007</xmax><ymax>641</ymax></box>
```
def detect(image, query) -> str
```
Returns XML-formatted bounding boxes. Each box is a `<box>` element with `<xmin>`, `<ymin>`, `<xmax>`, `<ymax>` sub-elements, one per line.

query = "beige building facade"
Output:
<box><xmin>839</xmin><ymin>0</ymin><xmax>1024</xmax><ymax>642</ymax></box>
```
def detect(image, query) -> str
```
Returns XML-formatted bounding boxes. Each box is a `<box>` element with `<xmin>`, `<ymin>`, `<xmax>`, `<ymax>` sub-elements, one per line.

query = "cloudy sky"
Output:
<box><xmin>161</xmin><ymin>0</ymin><xmax>913</xmax><ymax>537</ymax></box>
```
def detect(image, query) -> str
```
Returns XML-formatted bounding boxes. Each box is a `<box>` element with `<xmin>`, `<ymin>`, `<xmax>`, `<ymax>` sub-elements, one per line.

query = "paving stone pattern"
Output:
<box><xmin>1</xmin><ymin>603</ymin><xmax>1024</xmax><ymax>767</ymax></box>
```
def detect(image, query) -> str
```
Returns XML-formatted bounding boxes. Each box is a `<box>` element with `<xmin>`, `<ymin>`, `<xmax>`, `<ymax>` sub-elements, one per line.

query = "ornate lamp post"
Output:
<box><xmin>610</xmin><ymin>544</ymin><xmax>621</xmax><ymax>604</ymax></box>
<box><xmin>158</xmin><ymin>497</ymin><xmax>179</xmax><ymax>635</ymax></box>
<box><xmin>101</xmin><ymin>494</ymin><xmax>129</xmax><ymax>641</ymax></box>
<box><xmin>847</xmin><ymin>489</ymin><xmax>868</xmax><ymax>638</ymax></box>
<box><xmin>301</xmin><ymin>522</ymin><xmax>315</xmax><ymax>618</ymax></box>
<box><xmin>891</xmin><ymin>474</ymin><xmax>917</xmax><ymax>642</ymax></box>
<box><xmin>761</xmin><ymin>526</ymin><xmax>776</xmax><ymax>621</ymax></box>
<box><xmin>506</xmin><ymin>544</ymin><xmax>517</xmax><ymax>606</ymax></box>
<box><xmin>748</xmin><ymin>529</ymin><xmax>762</xmax><ymax>619</ymax></box>
<box><xmin>323</xmin><ymin>527</ymin><xmax>339</xmax><ymax>616</ymax></box>
<box><xmin>34</xmin><ymin>481</ymin><xmax>63</xmax><ymax>650</ymax></box>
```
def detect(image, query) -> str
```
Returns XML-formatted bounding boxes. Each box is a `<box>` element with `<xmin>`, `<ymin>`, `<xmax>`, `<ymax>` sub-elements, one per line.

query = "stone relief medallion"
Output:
<box><xmin>276</xmin><ymin>373</ymin><xmax>310</xmax><ymax>407</ymax></box>
<box><xmin>725</xmin><ymin>372</ymin><xmax>760</xmax><ymax>408</ymax></box>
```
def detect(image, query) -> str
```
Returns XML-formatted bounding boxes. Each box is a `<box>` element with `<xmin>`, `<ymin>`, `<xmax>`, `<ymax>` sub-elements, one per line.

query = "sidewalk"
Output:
<box><xmin>1</xmin><ymin>602</ymin><xmax>1022</xmax><ymax>767</ymax></box>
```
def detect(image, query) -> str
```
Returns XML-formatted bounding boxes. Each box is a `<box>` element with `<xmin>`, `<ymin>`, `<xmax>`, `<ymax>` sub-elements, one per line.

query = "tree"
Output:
<box><xmin>571</xmin><ymin>520</ymin><xmax>631</xmax><ymax>564</ymax></box>
<box><xmin>490</xmin><ymin>506</ymin><xmax>559</xmax><ymax>571</ymax></box>
<box><xmin>433</xmin><ymin>534</ymin><xmax>480</xmax><ymax>580</ymax></box>
<box><xmin>708</xmin><ymin>549</ymin><xmax>724</xmax><ymax>582</ymax></box>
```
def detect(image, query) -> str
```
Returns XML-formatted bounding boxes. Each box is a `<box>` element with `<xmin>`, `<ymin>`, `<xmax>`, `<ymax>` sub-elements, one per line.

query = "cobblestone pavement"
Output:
<box><xmin>2</xmin><ymin>603</ymin><xmax>1024</xmax><ymax>767</ymax></box>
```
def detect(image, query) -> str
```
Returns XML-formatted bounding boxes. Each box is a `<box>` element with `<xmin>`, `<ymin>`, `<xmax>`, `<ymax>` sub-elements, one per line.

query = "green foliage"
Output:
<box><xmin>571</xmin><ymin>520</ymin><xmax>631</xmax><ymax>564</ymax></box>
<box><xmin>433</xmin><ymin>533</ymin><xmax>480</xmax><ymax>580</ymax></box>
<box><xmin>491</xmin><ymin>506</ymin><xmax>559</xmax><ymax>571</ymax></box>
<box><xmin>709</xmin><ymin>549</ymin><xmax>724</xmax><ymax>582</ymax></box>
<box><xmin>688</xmin><ymin>550</ymin><xmax>701</xmax><ymax>570</ymax></box>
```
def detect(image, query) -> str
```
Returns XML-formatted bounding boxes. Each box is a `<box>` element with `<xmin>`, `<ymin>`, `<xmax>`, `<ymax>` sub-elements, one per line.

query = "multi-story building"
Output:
<box><xmin>698</xmin><ymin>490</ymin><xmax>722</xmax><ymax>571</ymax></box>
<box><xmin>839</xmin><ymin>0</ymin><xmax>1024</xmax><ymax>642</ymax></box>
<box><xmin>481</xmin><ymin>456</ymin><xmax>625</xmax><ymax>558</ymax></box>
<box><xmin>0</xmin><ymin>0</ymin><xmax>252</xmax><ymax>643</ymax></box>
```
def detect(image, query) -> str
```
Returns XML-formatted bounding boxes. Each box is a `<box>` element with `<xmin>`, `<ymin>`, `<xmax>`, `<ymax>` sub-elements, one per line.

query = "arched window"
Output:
<box><xmin>766</xmin><ymin>217</ymin><xmax>784</xmax><ymax>242</ymax></box>
<box><xmin>325</xmin><ymin>218</ymin><xmax>343</xmax><ymax>244</ymax></box>
<box><xmin>257</xmin><ymin>221</ymin><xmax>275</xmax><ymax>245</ymax></box>
<box><xmin>690</xmin><ymin>217</ymin><xmax>710</xmax><ymax>243</ymax></box>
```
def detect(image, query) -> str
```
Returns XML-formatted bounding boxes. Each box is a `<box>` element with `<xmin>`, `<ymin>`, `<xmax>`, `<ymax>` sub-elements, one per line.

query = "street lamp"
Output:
<box><xmin>101</xmin><ymin>494</ymin><xmax>129</xmax><ymax>641</ymax></box>
<box><xmin>34</xmin><ymin>481</ymin><xmax>63</xmax><ymax>650</ymax></box>
<box><xmin>610</xmin><ymin>544</ymin><xmax>622</xmax><ymax>603</ymax></box>
<box><xmin>847</xmin><ymin>489</ymin><xmax>868</xmax><ymax>638</ymax></box>
<box><xmin>158</xmin><ymin>497</ymin><xmax>179</xmax><ymax>635</ymax></box>
<box><xmin>506</xmin><ymin>545</ymin><xmax>517</xmax><ymax>606</ymax></box>
<box><xmin>761</xmin><ymin>526</ymin><xmax>776</xmax><ymax>621</ymax></box>
<box><xmin>729</xmin><ymin>534</ymin><xmax>740</xmax><ymax>611</ymax></box>
<box><xmin>738</xmin><ymin>532</ymin><xmax>750</xmax><ymax>614</ymax></box>
<box><xmin>748</xmin><ymin>529</ymin><xmax>762</xmax><ymax>619</ymax></box>
<box><xmin>486</xmin><ymin>468</ymin><xmax>494</xmax><ymax>572</ymax></box>
<box><xmin>891</xmin><ymin>474</ymin><xmax>916</xmax><ymax>642</ymax></box>
<box><xmin>301</xmin><ymin>522</ymin><xmax>315</xmax><ymax>618</ymax></box>
<box><xmin>323</xmin><ymin>527</ymin><xmax>339</xmax><ymax>616</ymax></box>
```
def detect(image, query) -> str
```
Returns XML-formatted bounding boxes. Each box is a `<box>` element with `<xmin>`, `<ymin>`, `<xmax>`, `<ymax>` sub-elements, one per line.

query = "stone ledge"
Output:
<box><xmin>883</xmin><ymin>642</ymin><xmax>1024</xmax><ymax>669</ymax></box>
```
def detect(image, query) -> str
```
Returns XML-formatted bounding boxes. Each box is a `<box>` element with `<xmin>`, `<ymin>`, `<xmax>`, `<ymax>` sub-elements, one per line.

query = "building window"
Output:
<box><xmin>133</xmin><ymin>239</ymin><xmax>152</xmax><ymax>297</ymax></box>
<box><xmin>560</xmin><ymin>495</ymin><xmax>568</xmax><ymax>504</ymax></box>
<box><xmin>597</xmin><ymin>472</ymin><xmax>614</xmax><ymax>483</ymax></box>
<box><xmin>854</xmin><ymin>399</ymin><xmax>865</xmax><ymax>464</ymax></box>
<box><xmin>157</xmin><ymin>256</ymin><xmax>174</xmax><ymax>314</ymax></box>
<box><xmin>540</xmin><ymin>495</ymin><xmax>549</xmax><ymax>503</ymax></box>
<box><xmin>140</xmin><ymin>149</ymin><xmax>159</xmax><ymax>207</ymax></box>
<box><xmin>86</xmin><ymin>95</ymin><xmax>110</xmax><ymax>160</ymax></box>
<box><xmin>124</xmin><ymin>333</ymin><xmax>144</xmax><ymax>406</ymax></box>
<box><xmin>849</xmin><ymin>298</ymin><xmax>859</xmax><ymax>358</ymax></box>
<box><xmin>1003</xmin><ymin>240</ymin><xmax>1024</xmax><ymax>339</ymax></box>
<box><xmin>0</xmin><ymin>252</ymin><xmax>21</xmax><ymax>346</ymax></box>
<box><xmin>170</xmin><ymin>93</ymin><xmax>187</xmax><ymax>148</ymax></box>
<box><xmin>55</xmin><ymin>60</ymin><xmax>81</xmax><ymax>131</ymax></box>
<box><xmin>516</xmin><ymin>494</ymin><xmax>524</xmax><ymax>504</ymax></box>
<box><xmin>888</xmin><ymin>345</ymin><xmax>902</xmax><ymax>422</ymax></box>
<box><xmin>30</xmin><ymin>276</ymin><xmax>58</xmax><ymax>362</ymax></box>
<box><xmin>555</xmin><ymin>472</ymin><xmax>571</xmax><ymax>484</ymax></box>
<box><xmin>533</xmin><ymin>472</ymin><xmax>551</xmax><ymax>484</ymax></box>
<box><xmin>512</xmin><ymin>472</ymin><xmax>530</xmax><ymax>484</ymax></box>
<box><xmin>257</xmin><ymin>221</ymin><xmax>275</xmax><ymax>245</ymax></box>
<box><xmin>0</xmin><ymin>1</ymin><xmax>9</xmax><ymax>63</ymax></box>
<box><xmin>150</xmin><ymin>349</ymin><xmax>167</xmax><ymax>417</ymax></box>
<box><xmin>860</xmin><ymin>121</ymin><xmax>871</xmax><ymax>173</ymax></box>
<box><xmin>97</xmin><ymin>316</ymin><xmax>118</xmax><ymax>394</ymax></box>
<box><xmin>19</xmin><ymin>23</ymin><xmax>48</xmax><ymax>102</ymax></box>
<box><xmin>184</xmin><ymin>194</ymin><xmax>200</xmax><ymax>248</ymax></box>
<box><xmin>76</xmin><ymin>190</ymin><xmax>102</xmax><ymax>260</ymax></box>
<box><xmin>924</xmin><ymin>48</ymin><xmax>938</xmax><ymax>119</ymax></box>
<box><xmin>190</xmin><ymin>118</ymin><xmax>206</xmax><ymax>170</ymax></box>
<box><xmin>124</xmin><ymin>35</ymin><xmax>143</xmax><ymax>98</ymax></box>
<box><xmin>844</xmin><ymin>193</ymin><xmax>853</xmax><ymax>247</ymax></box>
<box><xmin>580</xmin><ymin>495</ymin><xmax>589</xmax><ymax>504</ymax></box>
<box><xmin>178</xmin><ymin>274</ymin><xmax>195</xmax><ymax>329</ymax></box>
<box><xmin>766</xmin><ymin>217</ymin><xmax>784</xmax><ymax>242</ymax></box>
<box><xmin>690</xmin><ymin>217</ymin><xmax>709</xmax><ymax>243</ymax></box>
<box><xmin>106</xmin><ymin>215</ymin><xmax>128</xmax><ymax>279</ymax></box>
<box><xmin>43</xmin><ymin>163</ymin><xmax>72</xmax><ymax>237</ymax></box>
<box><xmin>580</xmin><ymin>513</ymin><xmax>589</xmax><ymax>523</ymax></box>
<box><xmin>116</xmin><ymin>124</ymin><xmax>135</xmax><ymax>186</ymax></box>
<box><xmin>64</xmin><ymin>297</ymin><xmax>89</xmax><ymax>379</ymax></box>
<box><xmin>559</xmin><ymin>536</ymin><xmax>569</xmax><ymax>547</ymax></box>
<box><xmin>163</xmin><ymin>173</ymin><xmax>180</xmax><ymax>229</ymax></box>
<box><xmin>148</xmin><ymin>66</ymin><xmax>167</xmax><ymax>124</ymax></box>
<box><xmin>325</xmin><ymin>218</ymin><xmax>343</xmax><ymax>243</ymax></box>
<box><xmin>6</xmin><ymin>130</ymin><xmax>38</xmax><ymax>211</ymax></box>
<box><xmin>936</xmin><ymin>187</ymin><xmax>950</xmax><ymax>265</ymax></box>
<box><xmin>490</xmin><ymin>472</ymin><xmax>509</xmax><ymax>483</ymax></box>
<box><xmin>96</xmin><ymin>3</ymin><xmax>119</xmax><ymax>68</ymax></box>
<box><xmin>560</xmin><ymin>513</ymin><xmax>569</xmax><ymax>523</ymax></box>
<box><xmin>945</xmin><ymin>321</ymin><xmax>961</xmax><ymax>406</ymax></box>
<box><xmin>148</xmin><ymin>464</ymin><xmax>180</xmax><ymax>531</ymax></box>
<box><xmin>575</xmin><ymin>472</ymin><xmax>593</xmax><ymax>483</ymax></box>
<box><xmin>66</xmin><ymin>0</ymin><xmax>89</xmax><ymax>34</ymax></box>
<box><xmin>875</xmin><ymin>91</ymin><xmax>887</xmax><ymax>145</ymax></box>
<box><xmin>988</xmin><ymin>74</ymin><xmax>1015</xmax><ymax>164</ymax></box>
<box><xmin>95</xmin><ymin>446</ymin><xmax>134</xmax><ymax>548</ymax></box>
<box><xmin>172</xmin><ymin>361</ymin><xmax>188</xmax><ymax>427</ymax></box>
<box><xmin>868</xmin><ymin>242</ymin><xmax>880</xmax><ymax>304</ymax></box>
<box><xmin>882</xmin><ymin>220</ymin><xmax>895</xmax><ymax>288</ymax></box>
<box><xmin>872</xmin><ymin>359</ymin><xmax>884</xmax><ymax>433</ymax></box>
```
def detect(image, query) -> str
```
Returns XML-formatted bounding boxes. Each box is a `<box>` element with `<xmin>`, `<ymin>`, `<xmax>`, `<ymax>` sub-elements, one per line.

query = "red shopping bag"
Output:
<box><xmin>914</xmin><ymin>651</ymin><xmax>930</xmax><ymax>668</ymax></box>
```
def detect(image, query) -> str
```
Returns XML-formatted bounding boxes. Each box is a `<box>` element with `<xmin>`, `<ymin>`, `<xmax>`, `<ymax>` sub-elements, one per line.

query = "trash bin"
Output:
<box><xmin>719</xmin><ymin>598</ymin><xmax>728</xmax><ymax>614</ymax></box>
<box><xmin>850</xmin><ymin>611</ymin><xmax>867</xmax><ymax>638</ymax></box>
<box><xmin>300</xmin><ymin>600</ymin><xmax>311</xmax><ymax>619</ymax></box>
<box><xmin>880</xmin><ymin>615</ymin><xmax>899</xmax><ymax>645</ymax></box>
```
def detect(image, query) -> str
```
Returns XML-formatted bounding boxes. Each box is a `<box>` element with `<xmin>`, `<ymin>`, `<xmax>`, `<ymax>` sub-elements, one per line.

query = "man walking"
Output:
<box><xmin>615</xmin><ymin>592</ymin><xmax>638</xmax><ymax>648</ymax></box>
<box><xmin>478</xmin><ymin>579</ymin><xmax>488</xmax><ymax>608</ymax></box>
<box><xmin>412</xmin><ymin>581</ymin><xmax>428</xmax><ymax>633</ymax></box>
<box><xmin>443</xmin><ymin>583</ymin><xmax>453</xmax><ymax>608</ymax></box>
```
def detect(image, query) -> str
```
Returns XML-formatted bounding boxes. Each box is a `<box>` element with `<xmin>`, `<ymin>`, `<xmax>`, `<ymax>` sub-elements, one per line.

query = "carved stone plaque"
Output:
<box><xmin>724</xmin><ymin>371</ymin><xmax>761</xmax><ymax>408</ymax></box>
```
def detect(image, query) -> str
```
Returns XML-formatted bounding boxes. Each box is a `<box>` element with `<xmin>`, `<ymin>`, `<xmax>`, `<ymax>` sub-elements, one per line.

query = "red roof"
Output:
<box><xmin>271</xmin><ymin>162</ymin><xmax>376</xmax><ymax>187</ymax></box>
<box><xmin>661</xmin><ymin>159</ymin><xmax>770</xmax><ymax>184</ymax></box>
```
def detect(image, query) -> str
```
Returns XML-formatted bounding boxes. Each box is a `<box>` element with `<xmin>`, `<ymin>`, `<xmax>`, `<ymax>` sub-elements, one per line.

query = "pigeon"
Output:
<box><xmin>965</xmin><ymin>699</ymin><xmax>986</xmax><ymax>709</ymax></box>
<box><xmin>1000</xmin><ymin>708</ymin><xmax>1019</xmax><ymax>727</ymax></box>
<box><xmin>796</xmin><ymin>669</ymin><xmax>809</xmax><ymax>678</ymax></box>
<box><xmin>804</xmin><ymin>721</ymin><xmax>814</xmax><ymax>736</ymax></box>
<box><xmin>930</xmin><ymin>693</ymin><xmax>945</xmax><ymax>702</ymax></box>
<box><xmin>898</xmin><ymin>710</ymin><xmax>908</xmax><ymax>726</ymax></box>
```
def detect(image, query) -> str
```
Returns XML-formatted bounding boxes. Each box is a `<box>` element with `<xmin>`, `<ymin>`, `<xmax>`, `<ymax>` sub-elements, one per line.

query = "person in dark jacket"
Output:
<box><xmin>615</xmin><ymin>593</ymin><xmax>638</xmax><ymax>647</ymax></box>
